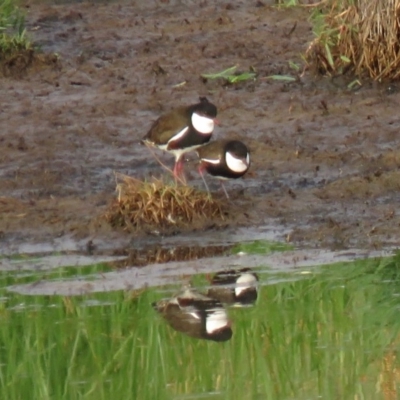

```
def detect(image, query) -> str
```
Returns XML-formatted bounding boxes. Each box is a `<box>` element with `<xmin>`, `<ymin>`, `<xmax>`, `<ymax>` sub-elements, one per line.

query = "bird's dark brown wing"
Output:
<box><xmin>196</xmin><ymin>140</ymin><xmax>229</xmax><ymax>160</ymax></box>
<box><xmin>143</xmin><ymin>107</ymin><xmax>189</xmax><ymax>145</ymax></box>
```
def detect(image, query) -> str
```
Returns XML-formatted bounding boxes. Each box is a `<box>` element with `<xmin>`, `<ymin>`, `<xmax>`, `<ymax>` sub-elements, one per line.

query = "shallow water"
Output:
<box><xmin>1</xmin><ymin>245</ymin><xmax>400</xmax><ymax>399</ymax></box>
<box><xmin>3</xmin><ymin>244</ymin><xmax>391</xmax><ymax>295</ymax></box>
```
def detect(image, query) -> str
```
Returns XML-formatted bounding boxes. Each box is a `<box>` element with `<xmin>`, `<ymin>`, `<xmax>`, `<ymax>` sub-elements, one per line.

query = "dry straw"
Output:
<box><xmin>105</xmin><ymin>173</ymin><xmax>225</xmax><ymax>232</ymax></box>
<box><xmin>306</xmin><ymin>0</ymin><xmax>400</xmax><ymax>80</ymax></box>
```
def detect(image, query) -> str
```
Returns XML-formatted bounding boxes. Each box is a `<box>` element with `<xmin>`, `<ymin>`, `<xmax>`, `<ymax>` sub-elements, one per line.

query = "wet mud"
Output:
<box><xmin>2</xmin><ymin>0</ymin><xmax>400</xmax><ymax>255</ymax></box>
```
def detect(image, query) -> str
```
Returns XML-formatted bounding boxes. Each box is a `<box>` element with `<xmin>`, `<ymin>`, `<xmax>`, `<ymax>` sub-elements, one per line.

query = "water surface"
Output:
<box><xmin>1</xmin><ymin>248</ymin><xmax>399</xmax><ymax>399</ymax></box>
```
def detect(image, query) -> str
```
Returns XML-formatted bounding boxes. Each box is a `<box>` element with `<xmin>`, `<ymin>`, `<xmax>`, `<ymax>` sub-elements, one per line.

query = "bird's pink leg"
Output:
<box><xmin>220</xmin><ymin>181</ymin><xmax>230</xmax><ymax>200</ymax></box>
<box><xmin>178</xmin><ymin>159</ymin><xmax>185</xmax><ymax>176</ymax></box>
<box><xmin>198</xmin><ymin>166</ymin><xmax>210</xmax><ymax>195</ymax></box>
<box><xmin>173</xmin><ymin>161</ymin><xmax>180</xmax><ymax>177</ymax></box>
<box><xmin>174</xmin><ymin>157</ymin><xmax>186</xmax><ymax>183</ymax></box>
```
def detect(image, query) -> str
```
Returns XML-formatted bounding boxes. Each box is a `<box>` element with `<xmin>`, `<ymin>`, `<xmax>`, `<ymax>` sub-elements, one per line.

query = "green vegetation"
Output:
<box><xmin>201</xmin><ymin>66</ymin><xmax>256</xmax><ymax>84</ymax></box>
<box><xmin>1</xmin><ymin>253</ymin><xmax>400</xmax><ymax>399</ymax></box>
<box><xmin>0</xmin><ymin>0</ymin><xmax>31</xmax><ymax>56</ymax></box>
<box><xmin>266</xmin><ymin>74</ymin><xmax>297</xmax><ymax>82</ymax></box>
<box><xmin>265</xmin><ymin>61</ymin><xmax>302</xmax><ymax>83</ymax></box>
<box><xmin>232</xmin><ymin>239</ymin><xmax>294</xmax><ymax>254</ymax></box>
<box><xmin>275</xmin><ymin>0</ymin><xmax>300</xmax><ymax>6</ymax></box>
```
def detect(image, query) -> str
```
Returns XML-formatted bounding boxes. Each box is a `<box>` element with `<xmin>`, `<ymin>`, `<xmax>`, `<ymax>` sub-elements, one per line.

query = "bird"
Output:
<box><xmin>142</xmin><ymin>97</ymin><xmax>218</xmax><ymax>179</ymax></box>
<box><xmin>152</xmin><ymin>287</ymin><xmax>232</xmax><ymax>342</ymax></box>
<box><xmin>207</xmin><ymin>268</ymin><xmax>259</xmax><ymax>306</ymax></box>
<box><xmin>196</xmin><ymin>139</ymin><xmax>250</xmax><ymax>198</ymax></box>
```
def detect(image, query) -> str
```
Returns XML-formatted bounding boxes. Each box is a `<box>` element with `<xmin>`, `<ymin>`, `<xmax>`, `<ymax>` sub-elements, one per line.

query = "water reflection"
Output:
<box><xmin>112</xmin><ymin>244</ymin><xmax>231</xmax><ymax>268</ymax></box>
<box><xmin>3</xmin><ymin>255</ymin><xmax>400</xmax><ymax>399</ymax></box>
<box><xmin>153</xmin><ymin>268</ymin><xmax>258</xmax><ymax>341</ymax></box>
<box><xmin>207</xmin><ymin>268</ymin><xmax>258</xmax><ymax>306</ymax></box>
<box><xmin>152</xmin><ymin>287</ymin><xmax>232</xmax><ymax>342</ymax></box>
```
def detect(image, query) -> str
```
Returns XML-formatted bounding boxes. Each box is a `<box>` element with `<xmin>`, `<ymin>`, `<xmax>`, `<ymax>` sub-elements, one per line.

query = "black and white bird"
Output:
<box><xmin>142</xmin><ymin>97</ymin><xmax>218</xmax><ymax>178</ymax></box>
<box><xmin>207</xmin><ymin>268</ymin><xmax>259</xmax><ymax>306</ymax></box>
<box><xmin>152</xmin><ymin>287</ymin><xmax>232</xmax><ymax>342</ymax></box>
<box><xmin>196</xmin><ymin>139</ymin><xmax>250</xmax><ymax>198</ymax></box>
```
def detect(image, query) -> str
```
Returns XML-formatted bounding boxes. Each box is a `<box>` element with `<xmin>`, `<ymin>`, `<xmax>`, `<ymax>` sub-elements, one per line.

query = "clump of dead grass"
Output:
<box><xmin>306</xmin><ymin>0</ymin><xmax>400</xmax><ymax>80</ymax></box>
<box><xmin>105</xmin><ymin>174</ymin><xmax>225</xmax><ymax>233</ymax></box>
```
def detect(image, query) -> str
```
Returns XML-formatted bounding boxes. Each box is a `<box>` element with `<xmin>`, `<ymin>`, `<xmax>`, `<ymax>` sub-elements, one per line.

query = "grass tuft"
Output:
<box><xmin>105</xmin><ymin>174</ymin><xmax>225</xmax><ymax>232</ymax></box>
<box><xmin>306</xmin><ymin>0</ymin><xmax>400</xmax><ymax>80</ymax></box>
<box><xmin>0</xmin><ymin>0</ymin><xmax>31</xmax><ymax>57</ymax></box>
<box><xmin>0</xmin><ymin>0</ymin><xmax>61</xmax><ymax>77</ymax></box>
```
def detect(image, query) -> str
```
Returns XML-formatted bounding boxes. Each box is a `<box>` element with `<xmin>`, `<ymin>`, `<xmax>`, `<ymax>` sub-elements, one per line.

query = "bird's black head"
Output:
<box><xmin>225</xmin><ymin>140</ymin><xmax>249</xmax><ymax>158</ymax></box>
<box><xmin>208</xmin><ymin>326</ymin><xmax>233</xmax><ymax>342</ymax></box>
<box><xmin>194</xmin><ymin>97</ymin><xmax>217</xmax><ymax>118</ymax></box>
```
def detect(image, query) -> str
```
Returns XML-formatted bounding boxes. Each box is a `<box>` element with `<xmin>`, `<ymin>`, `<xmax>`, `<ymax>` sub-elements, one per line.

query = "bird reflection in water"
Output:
<box><xmin>152</xmin><ymin>287</ymin><xmax>232</xmax><ymax>342</ymax></box>
<box><xmin>152</xmin><ymin>268</ymin><xmax>258</xmax><ymax>341</ymax></box>
<box><xmin>207</xmin><ymin>268</ymin><xmax>259</xmax><ymax>306</ymax></box>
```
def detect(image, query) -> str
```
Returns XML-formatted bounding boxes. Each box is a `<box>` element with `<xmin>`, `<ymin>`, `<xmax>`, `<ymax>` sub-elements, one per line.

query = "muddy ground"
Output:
<box><xmin>1</xmin><ymin>0</ymin><xmax>400</xmax><ymax>258</ymax></box>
